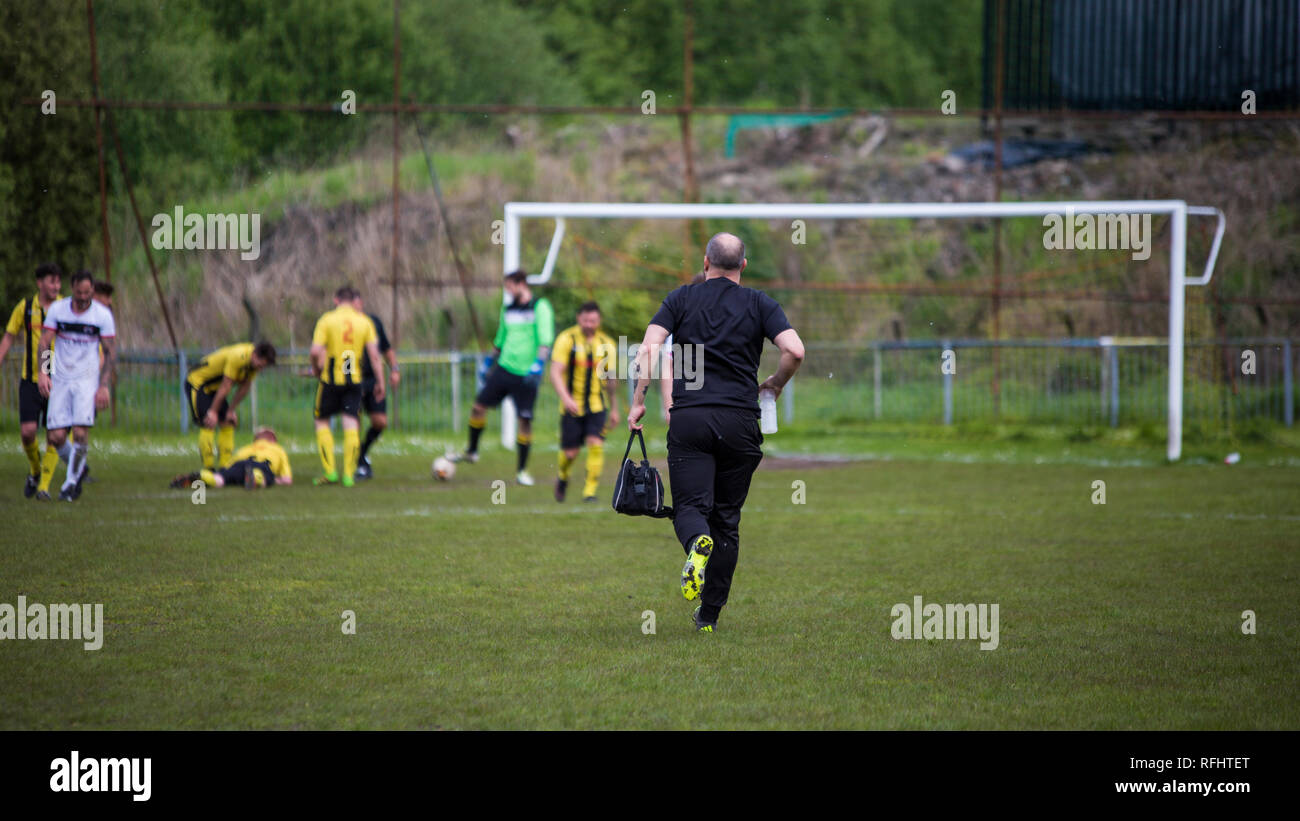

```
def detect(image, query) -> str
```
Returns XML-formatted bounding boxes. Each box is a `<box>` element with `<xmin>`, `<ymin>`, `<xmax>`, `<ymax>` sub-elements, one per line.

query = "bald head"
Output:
<box><xmin>705</xmin><ymin>233</ymin><xmax>746</xmax><ymax>272</ymax></box>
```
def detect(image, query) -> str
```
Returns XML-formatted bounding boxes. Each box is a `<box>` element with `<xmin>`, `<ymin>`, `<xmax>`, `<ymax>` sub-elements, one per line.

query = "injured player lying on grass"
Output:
<box><xmin>170</xmin><ymin>426</ymin><xmax>292</xmax><ymax>490</ymax></box>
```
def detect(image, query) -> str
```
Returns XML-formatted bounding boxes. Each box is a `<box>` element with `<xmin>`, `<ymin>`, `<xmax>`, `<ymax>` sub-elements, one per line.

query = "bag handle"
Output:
<box><xmin>623</xmin><ymin>428</ymin><xmax>649</xmax><ymax>462</ymax></box>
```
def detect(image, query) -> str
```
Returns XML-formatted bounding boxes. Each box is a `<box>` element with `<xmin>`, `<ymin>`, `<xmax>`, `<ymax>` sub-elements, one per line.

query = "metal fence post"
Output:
<box><xmin>450</xmin><ymin>352</ymin><xmax>462</xmax><ymax>433</ymax></box>
<box><xmin>1098</xmin><ymin>338</ymin><xmax>1107</xmax><ymax>421</ymax></box>
<box><xmin>1284</xmin><ymin>339</ymin><xmax>1294</xmax><ymax>427</ymax></box>
<box><xmin>250</xmin><ymin>379</ymin><xmax>258</xmax><ymax>432</ymax></box>
<box><xmin>782</xmin><ymin>376</ymin><xmax>793</xmax><ymax>423</ymax></box>
<box><xmin>1108</xmin><ymin>344</ymin><xmax>1119</xmax><ymax>427</ymax></box>
<box><xmin>178</xmin><ymin>350</ymin><xmax>188</xmax><ymax>434</ymax></box>
<box><xmin>873</xmin><ymin>344</ymin><xmax>882</xmax><ymax>420</ymax></box>
<box><xmin>942</xmin><ymin>340</ymin><xmax>953</xmax><ymax>426</ymax></box>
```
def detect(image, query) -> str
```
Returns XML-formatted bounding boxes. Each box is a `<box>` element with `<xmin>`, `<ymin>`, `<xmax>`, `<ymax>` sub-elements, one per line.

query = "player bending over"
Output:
<box><xmin>185</xmin><ymin>340</ymin><xmax>276</xmax><ymax>467</ymax></box>
<box><xmin>186</xmin><ymin>340</ymin><xmax>277</xmax><ymax>469</ymax></box>
<box><xmin>171</xmin><ymin>426</ymin><xmax>291</xmax><ymax>490</ymax></box>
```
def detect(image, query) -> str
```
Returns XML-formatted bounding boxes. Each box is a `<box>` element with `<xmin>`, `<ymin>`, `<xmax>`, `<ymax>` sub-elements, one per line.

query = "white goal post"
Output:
<box><xmin>501</xmin><ymin>200</ymin><xmax>1226</xmax><ymax>461</ymax></box>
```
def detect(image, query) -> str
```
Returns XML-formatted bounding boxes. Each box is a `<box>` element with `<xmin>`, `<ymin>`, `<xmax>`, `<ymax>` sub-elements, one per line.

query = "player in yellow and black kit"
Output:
<box><xmin>310</xmin><ymin>286</ymin><xmax>385</xmax><ymax>487</ymax></box>
<box><xmin>0</xmin><ymin>262</ymin><xmax>62</xmax><ymax>497</ymax></box>
<box><xmin>549</xmin><ymin>301</ymin><xmax>619</xmax><ymax>502</ymax></box>
<box><xmin>350</xmin><ymin>293</ymin><xmax>400</xmax><ymax>480</ymax></box>
<box><xmin>186</xmin><ymin>340</ymin><xmax>277</xmax><ymax>469</ymax></box>
<box><xmin>170</xmin><ymin>426</ymin><xmax>292</xmax><ymax>490</ymax></box>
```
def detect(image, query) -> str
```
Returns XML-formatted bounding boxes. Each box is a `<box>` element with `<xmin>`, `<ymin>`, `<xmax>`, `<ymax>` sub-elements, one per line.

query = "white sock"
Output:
<box><xmin>63</xmin><ymin>443</ymin><xmax>87</xmax><ymax>489</ymax></box>
<box><xmin>58</xmin><ymin>442</ymin><xmax>72</xmax><ymax>464</ymax></box>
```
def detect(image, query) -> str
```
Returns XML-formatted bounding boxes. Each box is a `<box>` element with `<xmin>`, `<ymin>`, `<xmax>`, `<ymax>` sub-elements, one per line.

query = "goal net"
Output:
<box><xmin>498</xmin><ymin>200</ymin><xmax>1225</xmax><ymax>461</ymax></box>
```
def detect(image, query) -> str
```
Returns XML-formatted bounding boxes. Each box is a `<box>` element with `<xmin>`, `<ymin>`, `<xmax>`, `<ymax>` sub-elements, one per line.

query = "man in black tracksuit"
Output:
<box><xmin>628</xmin><ymin>233</ymin><xmax>806</xmax><ymax>632</ymax></box>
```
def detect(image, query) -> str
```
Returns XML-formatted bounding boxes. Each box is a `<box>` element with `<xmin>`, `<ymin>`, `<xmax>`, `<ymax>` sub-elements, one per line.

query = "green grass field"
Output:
<box><xmin>1</xmin><ymin>431</ymin><xmax>1297</xmax><ymax>730</ymax></box>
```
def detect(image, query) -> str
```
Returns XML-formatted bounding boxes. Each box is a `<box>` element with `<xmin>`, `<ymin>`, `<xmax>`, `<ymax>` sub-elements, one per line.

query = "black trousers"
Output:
<box><xmin>666</xmin><ymin>405</ymin><xmax>764</xmax><ymax>617</ymax></box>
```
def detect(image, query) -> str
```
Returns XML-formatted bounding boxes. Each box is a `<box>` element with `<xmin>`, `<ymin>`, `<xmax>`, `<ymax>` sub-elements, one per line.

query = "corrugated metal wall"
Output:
<box><xmin>983</xmin><ymin>0</ymin><xmax>1300</xmax><ymax>111</ymax></box>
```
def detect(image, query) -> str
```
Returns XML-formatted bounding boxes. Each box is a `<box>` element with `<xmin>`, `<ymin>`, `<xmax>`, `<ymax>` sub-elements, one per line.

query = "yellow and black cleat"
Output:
<box><xmin>681</xmin><ymin>535</ymin><xmax>713</xmax><ymax>601</ymax></box>
<box><xmin>692</xmin><ymin>606</ymin><xmax>715</xmax><ymax>633</ymax></box>
<box><xmin>170</xmin><ymin>471</ymin><xmax>200</xmax><ymax>490</ymax></box>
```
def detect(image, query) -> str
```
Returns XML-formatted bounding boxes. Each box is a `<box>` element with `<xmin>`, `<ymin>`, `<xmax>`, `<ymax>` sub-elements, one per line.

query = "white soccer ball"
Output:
<box><xmin>432</xmin><ymin>456</ymin><xmax>455</xmax><ymax>481</ymax></box>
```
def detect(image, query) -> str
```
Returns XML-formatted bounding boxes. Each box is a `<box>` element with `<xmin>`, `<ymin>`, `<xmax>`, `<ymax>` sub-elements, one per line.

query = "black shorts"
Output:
<box><xmin>475</xmin><ymin>366</ymin><xmax>538</xmax><ymax>419</ymax></box>
<box><xmin>560</xmin><ymin>410</ymin><xmax>608</xmax><ymax>449</ymax></box>
<box><xmin>187</xmin><ymin>383</ymin><xmax>230</xmax><ymax>426</ymax></box>
<box><xmin>315</xmin><ymin>382</ymin><xmax>362</xmax><ymax>419</ymax></box>
<box><xmin>361</xmin><ymin>378</ymin><xmax>387</xmax><ymax>415</ymax></box>
<box><xmin>18</xmin><ymin>381</ymin><xmax>47</xmax><ymax>427</ymax></box>
<box><xmin>218</xmin><ymin>458</ymin><xmax>274</xmax><ymax>487</ymax></box>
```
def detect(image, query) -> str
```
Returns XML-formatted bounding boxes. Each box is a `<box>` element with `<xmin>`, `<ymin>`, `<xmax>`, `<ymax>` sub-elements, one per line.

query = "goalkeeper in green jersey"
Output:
<box><xmin>454</xmin><ymin>270</ymin><xmax>554</xmax><ymax>485</ymax></box>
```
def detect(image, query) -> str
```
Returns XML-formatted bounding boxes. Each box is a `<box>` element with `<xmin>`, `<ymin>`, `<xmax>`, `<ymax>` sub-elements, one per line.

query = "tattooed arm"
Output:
<box><xmin>96</xmin><ymin>336</ymin><xmax>116</xmax><ymax>410</ymax></box>
<box><xmin>36</xmin><ymin>327</ymin><xmax>55</xmax><ymax>397</ymax></box>
<box><xmin>627</xmin><ymin>323</ymin><xmax>669</xmax><ymax>431</ymax></box>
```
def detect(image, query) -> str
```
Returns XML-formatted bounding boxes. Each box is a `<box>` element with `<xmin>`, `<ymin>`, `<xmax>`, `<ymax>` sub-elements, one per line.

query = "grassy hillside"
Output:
<box><xmin>102</xmin><ymin>115</ymin><xmax>1300</xmax><ymax>351</ymax></box>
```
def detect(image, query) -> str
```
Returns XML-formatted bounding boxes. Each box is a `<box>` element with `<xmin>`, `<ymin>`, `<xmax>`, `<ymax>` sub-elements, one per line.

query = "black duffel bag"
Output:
<box><xmin>611</xmin><ymin>428</ymin><xmax>674</xmax><ymax>519</ymax></box>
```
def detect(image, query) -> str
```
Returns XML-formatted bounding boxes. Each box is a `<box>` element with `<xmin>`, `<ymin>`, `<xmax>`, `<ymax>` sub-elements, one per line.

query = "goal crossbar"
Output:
<box><xmin>501</xmin><ymin>200</ymin><xmax>1226</xmax><ymax>461</ymax></box>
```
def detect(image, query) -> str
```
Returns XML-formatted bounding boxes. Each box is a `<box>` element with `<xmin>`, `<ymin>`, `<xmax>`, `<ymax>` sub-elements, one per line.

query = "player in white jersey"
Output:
<box><xmin>35</xmin><ymin>271</ymin><xmax>117</xmax><ymax>501</ymax></box>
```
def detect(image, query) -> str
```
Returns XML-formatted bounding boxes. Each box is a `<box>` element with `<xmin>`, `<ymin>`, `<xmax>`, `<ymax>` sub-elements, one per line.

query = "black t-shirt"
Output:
<box><xmin>362</xmin><ymin>312</ymin><xmax>392</xmax><ymax>381</ymax></box>
<box><xmin>650</xmin><ymin>277</ymin><xmax>792</xmax><ymax>412</ymax></box>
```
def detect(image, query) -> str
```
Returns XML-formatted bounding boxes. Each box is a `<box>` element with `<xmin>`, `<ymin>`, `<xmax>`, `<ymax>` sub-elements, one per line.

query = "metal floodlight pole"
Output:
<box><xmin>680</xmin><ymin>0</ymin><xmax>699</xmax><ymax>273</ymax></box>
<box><xmin>104</xmin><ymin>107</ymin><xmax>179</xmax><ymax>353</ymax></box>
<box><xmin>86</xmin><ymin>0</ymin><xmax>111</xmax><ymax>283</ymax></box>
<box><xmin>991</xmin><ymin>0</ymin><xmax>1007</xmax><ymax>418</ymax></box>
<box><xmin>391</xmin><ymin>0</ymin><xmax>401</xmax><ymax>428</ymax></box>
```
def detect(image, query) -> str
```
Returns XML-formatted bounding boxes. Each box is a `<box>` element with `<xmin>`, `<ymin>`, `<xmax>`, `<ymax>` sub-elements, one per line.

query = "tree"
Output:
<box><xmin>0</xmin><ymin>0</ymin><xmax>98</xmax><ymax>307</ymax></box>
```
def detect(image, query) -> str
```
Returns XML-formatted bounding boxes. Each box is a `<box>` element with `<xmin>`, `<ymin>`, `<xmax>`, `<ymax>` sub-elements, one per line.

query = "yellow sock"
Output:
<box><xmin>583</xmin><ymin>442</ymin><xmax>604</xmax><ymax>498</ymax></box>
<box><xmin>198</xmin><ymin>428</ymin><xmax>216</xmax><ymax>469</ymax></box>
<box><xmin>217</xmin><ymin>426</ymin><xmax>235</xmax><ymax>467</ymax></box>
<box><xmin>316</xmin><ymin>426</ymin><xmax>336</xmax><ymax>477</ymax></box>
<box><xmin>343</xmin><ymin>428</ymin><xmax>360</xmax><ymax>480</ymax></box>
<box><xmin>22</xmin><ymin>439</ymin><xmax>40</xmax><ymax>476</ymax></box>
<box><xmin>38</xmin><ymin>446</ymin><xmax>60</xmax><ymax>492</ymax></box>
<box><xmin>557</xmin><ymin>450</ymin><xmax>575</xmax><ymax>481</ymax></box>
<box><xmin>199</xmin><ymin>469</ymin><xmax>218</xmax><ymax>485</ymax></box>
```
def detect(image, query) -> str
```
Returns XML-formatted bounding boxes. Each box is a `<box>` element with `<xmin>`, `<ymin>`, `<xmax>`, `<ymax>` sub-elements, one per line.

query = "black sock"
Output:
<box><xmin>467</xmin><ymin>420</ymin><xmax>485</xmax><ymax>453</ymax></box>
<box><xmin>516</xmin><ymin>437</ymin><xmax>531</xmax><ymax>471</ymax></box>
<box><xmin>360</xmin><ymin>426</ymin><xmax>382</xmax><ymax>460</ymax></box>
<box><xmin>700</xmin><ymin>604</ymin><xmax>721</xmax><ymax>623</ymax></box>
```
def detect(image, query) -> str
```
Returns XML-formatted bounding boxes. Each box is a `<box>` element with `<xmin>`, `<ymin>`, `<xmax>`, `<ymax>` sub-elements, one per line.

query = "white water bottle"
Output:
<box><xmin>759</xmin><ymin>389</ymin><xmax>778</xmax><ymax>434</ymax></box>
